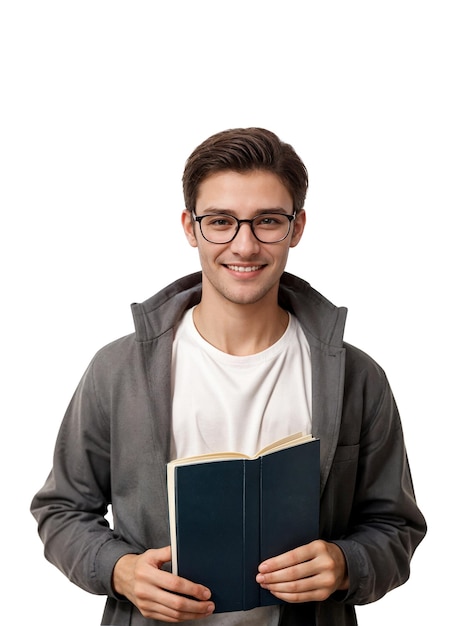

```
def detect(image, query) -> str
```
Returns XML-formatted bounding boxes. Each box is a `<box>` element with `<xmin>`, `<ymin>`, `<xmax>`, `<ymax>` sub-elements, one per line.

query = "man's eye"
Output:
<box><xmin>207</xmin><ymin>216</ymin><xmax>235</xmax><ymax>228</ymax></box>
<box><xmin>255</xmin><ymin>215</ymin><xmax>284</xmax><ymax>227</ymax></box>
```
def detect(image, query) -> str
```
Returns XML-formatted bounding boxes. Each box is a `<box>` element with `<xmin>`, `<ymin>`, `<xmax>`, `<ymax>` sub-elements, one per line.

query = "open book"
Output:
<box><xmin>167</xmin><ymin>432</ymin><xmax>320</xmax><ymax>613</ymax></box>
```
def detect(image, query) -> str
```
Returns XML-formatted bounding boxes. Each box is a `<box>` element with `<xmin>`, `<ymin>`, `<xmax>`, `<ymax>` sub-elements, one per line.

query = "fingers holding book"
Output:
<box><xmin>256</xmin><ymin>539</ymin><xmax>349</xmax><ymax>603</ymax></box>
<box><xmin>112</xmin><ymin>546</ymin><xmax>215</xmax><ymax>622</ymax></box>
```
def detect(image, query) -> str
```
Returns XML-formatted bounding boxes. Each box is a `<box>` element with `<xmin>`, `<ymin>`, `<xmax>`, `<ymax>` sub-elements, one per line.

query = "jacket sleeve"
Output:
<box><xmin>328</xmin><ymin>347</ymin><xmax>427</xmax><ymax>606</ymax></box>
<box><xmin>30</xmin><ymin>352</ymin><xmax>137</xmax><ymax>597</ymax></box>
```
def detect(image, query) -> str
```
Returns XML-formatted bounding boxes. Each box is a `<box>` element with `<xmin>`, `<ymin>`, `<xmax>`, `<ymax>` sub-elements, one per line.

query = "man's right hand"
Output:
<box><xmin>113</xmin><ymin>546</ymin><xmax>215</xmax><ymax>622</ymax></box>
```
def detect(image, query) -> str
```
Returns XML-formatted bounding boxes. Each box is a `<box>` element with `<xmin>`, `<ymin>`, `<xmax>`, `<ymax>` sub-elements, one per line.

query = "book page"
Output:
<box><xmin>256</xmin><ymin>432</ymin><xmax>313</xmax><ymax>457</ymax></box>
<box><xmin>168</xmin><ymin>432</ymin><xmax>312</xmax><ymax>470</ymax></box>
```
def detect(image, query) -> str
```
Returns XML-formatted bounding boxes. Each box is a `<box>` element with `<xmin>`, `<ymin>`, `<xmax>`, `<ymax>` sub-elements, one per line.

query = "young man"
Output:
<box><xmin>31</xmin><ymin>128</ymin><xmax>426</xmax><ymax>625</ymax></box>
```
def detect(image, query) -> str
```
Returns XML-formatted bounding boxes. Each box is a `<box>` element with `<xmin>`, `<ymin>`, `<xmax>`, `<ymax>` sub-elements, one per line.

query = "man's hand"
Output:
<box><xmin>256</xmin><ymin>540</ymin><xmax>349</xmax><ymax>603</ymax></box>
<box><xmin>113</xmin><ymin>546</ymin><xmax>215</xmax><ymax>622</ymax></box>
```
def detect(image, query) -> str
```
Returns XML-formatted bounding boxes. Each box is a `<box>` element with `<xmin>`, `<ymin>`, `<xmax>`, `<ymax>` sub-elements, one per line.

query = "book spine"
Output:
<box><xmin>242</xmin><ymin>457</ymin><xmax>261</xmax><ymax>610</ymax></box>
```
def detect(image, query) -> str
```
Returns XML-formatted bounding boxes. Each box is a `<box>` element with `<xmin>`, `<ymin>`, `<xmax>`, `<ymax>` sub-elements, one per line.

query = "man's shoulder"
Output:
<box><xmin>343</xmin><ymin>341</ymin><xmax>390</xmax><ymax>390</ymax></box>
<box><xmin>88</xmin><ymin>333</ymin><xmax>139</xmax><ymax>377</ymax></box>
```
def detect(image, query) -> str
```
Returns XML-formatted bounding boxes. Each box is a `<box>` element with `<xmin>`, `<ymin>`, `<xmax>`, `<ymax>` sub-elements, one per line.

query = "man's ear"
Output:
<box><xmin>290</xmin><ymin>209</ymin><xmax>306</xmax><ymax>248</ymax></box>
<box><xmin>181</xmin><ymin>210</ymin><xmax>198</xmax><ymax>247</ymax></box>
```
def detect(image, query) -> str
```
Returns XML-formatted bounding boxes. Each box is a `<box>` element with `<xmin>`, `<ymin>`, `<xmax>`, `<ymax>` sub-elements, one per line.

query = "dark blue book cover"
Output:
<box><xmin>167</xmin><ymin>435</ymin><xmax>320</xmax><ymax>613</ymax></box>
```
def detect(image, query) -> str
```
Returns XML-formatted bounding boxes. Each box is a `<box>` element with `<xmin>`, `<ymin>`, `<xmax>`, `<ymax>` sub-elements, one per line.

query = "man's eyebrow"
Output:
<box><xmin>200</xmin><ymin>207</ymin><xmax>290</xmax><ymax>215</ymax></box>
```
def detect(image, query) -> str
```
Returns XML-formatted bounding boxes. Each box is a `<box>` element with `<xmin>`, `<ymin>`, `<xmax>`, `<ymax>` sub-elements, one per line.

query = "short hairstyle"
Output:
<box><xmin>182</xmin><ymin>128</ymin><xmax>308</xmax><ymax>213</ymax></box>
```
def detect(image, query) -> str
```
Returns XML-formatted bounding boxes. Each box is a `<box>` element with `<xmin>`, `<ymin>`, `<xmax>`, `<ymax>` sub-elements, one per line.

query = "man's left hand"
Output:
<box><xmin>256</xmin><ymin>540</ymin><xmax>349</xmax><ymax>603</ymax></box>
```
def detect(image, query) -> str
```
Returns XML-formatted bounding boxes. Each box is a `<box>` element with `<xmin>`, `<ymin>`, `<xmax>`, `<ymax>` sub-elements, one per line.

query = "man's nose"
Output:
<box><xmin>230</xmin><ymin>221</ymin><xmax>260</xmax><ymax>253</ymax></box>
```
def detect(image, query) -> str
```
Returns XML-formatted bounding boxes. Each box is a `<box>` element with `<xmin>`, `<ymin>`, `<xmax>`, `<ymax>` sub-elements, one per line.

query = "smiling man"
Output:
<box><xmin>31</xmin><ymin>128</ymin><xmax>426</xmax><ymax>626</ymax></box>
<box><xmin>184</xmin><ymin>169</ymin><xmax>305</xmax><ymax>354</ymax></box>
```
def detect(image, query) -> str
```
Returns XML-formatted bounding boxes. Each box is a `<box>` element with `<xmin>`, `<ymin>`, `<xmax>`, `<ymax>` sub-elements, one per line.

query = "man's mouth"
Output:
<box><xmin>226</xmin><ymin>264</ymin><xmax>263</xmax><ymax>273</ymax></box>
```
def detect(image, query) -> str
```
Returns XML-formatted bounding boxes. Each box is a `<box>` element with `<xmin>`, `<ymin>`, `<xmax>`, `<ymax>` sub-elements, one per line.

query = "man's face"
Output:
<box><xmin>182</xmin><ymin>170</ymin><xmax>306</xmax><ymax>308</ymax></box>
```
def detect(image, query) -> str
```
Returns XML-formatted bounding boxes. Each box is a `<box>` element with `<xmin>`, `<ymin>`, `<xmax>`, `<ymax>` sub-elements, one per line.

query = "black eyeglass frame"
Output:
<box><xmin>191</xmin><ymin>210</ymin><xmax>297</xmax><ymax>244</ymax></box>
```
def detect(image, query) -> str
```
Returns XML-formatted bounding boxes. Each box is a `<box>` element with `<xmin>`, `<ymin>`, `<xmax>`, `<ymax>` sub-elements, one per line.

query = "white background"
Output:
<box><xmin>1</xmin><ymin>1</ymin><xmax>474</xmax><ymax>623</ymax></box>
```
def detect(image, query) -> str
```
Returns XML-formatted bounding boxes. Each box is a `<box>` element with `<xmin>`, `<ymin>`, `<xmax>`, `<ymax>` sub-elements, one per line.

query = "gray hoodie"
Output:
<box><xmin>31</xmin><ymin>272</ymin><xmax>426</xmax><ymax>625</ymax></box>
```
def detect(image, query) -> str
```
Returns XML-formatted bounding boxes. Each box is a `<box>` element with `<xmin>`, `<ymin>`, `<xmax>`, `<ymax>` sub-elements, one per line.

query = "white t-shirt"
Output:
<box><xmin>170</xmin><ymin>307</ymin><xmax>312</xmax><ymax>625</ymax></box>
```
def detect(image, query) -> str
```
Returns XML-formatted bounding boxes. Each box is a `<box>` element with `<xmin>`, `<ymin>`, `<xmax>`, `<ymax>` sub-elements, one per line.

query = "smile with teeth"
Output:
<box><xmin>226</xmin><ymin>265</ymin><xmax>263</xmax><ymax>272</ymax></box>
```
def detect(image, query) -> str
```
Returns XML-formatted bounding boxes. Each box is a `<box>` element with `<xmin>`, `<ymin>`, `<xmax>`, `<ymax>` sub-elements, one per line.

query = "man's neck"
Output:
<box><xmin>192</xmin><ymin>301</ymin><xmax>289</xmax><ymax>356</ymax></box>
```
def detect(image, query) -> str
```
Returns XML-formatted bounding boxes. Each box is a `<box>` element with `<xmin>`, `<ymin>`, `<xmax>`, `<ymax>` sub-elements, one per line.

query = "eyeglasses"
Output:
<box><xmin>191</xmin><ymin>210</ymin><xmax>296</xmax><ymax>244</ymax></box>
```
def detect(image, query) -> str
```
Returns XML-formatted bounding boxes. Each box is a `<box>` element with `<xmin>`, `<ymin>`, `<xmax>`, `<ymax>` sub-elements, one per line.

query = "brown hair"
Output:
<box><xmin>182</xmin><ymin>128</ymin><xmax>308</xmax><ymax>213</ymax></box>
